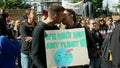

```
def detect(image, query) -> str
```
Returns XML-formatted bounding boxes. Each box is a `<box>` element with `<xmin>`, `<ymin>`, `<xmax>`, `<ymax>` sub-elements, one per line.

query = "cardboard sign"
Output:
<box><xmin>45</xmin><ymin>28</ymin><xmax>90</xmax><ymax>68</ymax></box>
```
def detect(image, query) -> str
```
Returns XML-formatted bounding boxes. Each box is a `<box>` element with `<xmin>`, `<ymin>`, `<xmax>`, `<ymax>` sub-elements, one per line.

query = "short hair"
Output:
<box><xmin>48</xmin><ymin>3</ymin><xmax>65</xmax><ymax>14</ymax></box>
<box><xmin>42</xmin><ymin>10</ymin><xmax>48</xmax><ymax>17</ymax></box>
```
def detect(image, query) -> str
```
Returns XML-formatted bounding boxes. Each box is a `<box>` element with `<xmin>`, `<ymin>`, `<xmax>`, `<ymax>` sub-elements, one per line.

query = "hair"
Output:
<box><xmin>14</xmin><ymin>20</ymin><xmax>20</xmax><ymax>30</ymax></box>
<box><xmin>42</xmin><ymin>10</ymin><xmax>48</xmax><ymax>17</ymax></box>
<box><xmin>0</xmin><ymin>18</ymin><xmax>8</xmax><ymax>35</ymax></box>
<box><xmin>100</xmin><ymin>14</ymin><xmax>106</xmax><ymax>18</ymax></box>
<box><xmin>23</xmin><ymin>9</ymin><xmax>35</xmax><ymax>20</ymax></box>
<box><xmin>65</xmin><ymin>9</ymin><xmax>77</xmax><ymax>24</ymax></box>
<box><xmin>48</xmin><ymin>3</ymin><xmax>65</xmax><ymax>16</ymax></box>
<box><xmin>107</xmin><ymin>16</ymin><xmax>113</xmax><ymax>20</ymax></box>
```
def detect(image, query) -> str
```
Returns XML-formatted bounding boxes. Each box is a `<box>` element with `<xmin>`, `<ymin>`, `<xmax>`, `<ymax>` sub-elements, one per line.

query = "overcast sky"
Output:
<box><xmin>103</xmin><ymin>0</ymin><xmax>119</xmax><ymax>7</ymax></box>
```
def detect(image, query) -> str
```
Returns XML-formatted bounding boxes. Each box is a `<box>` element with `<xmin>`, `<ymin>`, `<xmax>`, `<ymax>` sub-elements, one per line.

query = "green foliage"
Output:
<box><xmin>71</xmin><ymin>0</ymin><xmax>82</xmax><ymax>3</ymax></box>
<box><xmin>92</xmin><ymin>0</ymin><xmax>103</xmax><ymax>9</ymax></box>
<box><xmin>92</xmin><ymin>0</ymin><xmax>103</xmax><ymax>17</ymax></box>
<box><xmin>0</xmin><ymin>0</ymin><xmax>31</xmax><ymax>9</ymax></box>
<box><xmin>0</xmin><ymin>0</ymin><xmax>3</xmax><ymax>2</ymax></box>
<box><xmin>118</xmin><ymin>4</ymin><xmax>120</xmax><ymax>9</ymax></box>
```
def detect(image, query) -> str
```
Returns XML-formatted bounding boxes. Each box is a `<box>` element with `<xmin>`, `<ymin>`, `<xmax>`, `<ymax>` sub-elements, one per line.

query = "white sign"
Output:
<box><xmin>62</xmin><ymin>0</ymin><xmax>83</xmax><ymax>15</ymax></box>
<box><xmin>45</xmin><ymin>28</ymin><xmax>90</xmax><ymax>68</ymax></box>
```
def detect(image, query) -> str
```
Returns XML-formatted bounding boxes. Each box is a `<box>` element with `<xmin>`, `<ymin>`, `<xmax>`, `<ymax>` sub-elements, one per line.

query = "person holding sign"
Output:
<box><xmin>30</xmin><ymin>3</ymin><xmax>65</xmax><ymax>68</ymax></box>
<box><xmin>61</xmin><ymin>9</ymin><xmax>97</xmax><ymax>68</ymax></box>
<box><xmin>61</xmin><ymin>9</ymin><xmax>77</xmax><ymax>29</ymax></box>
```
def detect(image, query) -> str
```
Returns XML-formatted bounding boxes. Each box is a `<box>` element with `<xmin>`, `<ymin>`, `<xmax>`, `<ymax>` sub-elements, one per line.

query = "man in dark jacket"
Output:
<box><xmin>110</xmin><ymin>19</ymin><xmax>120</xmax><ymax>68</ymax></box>
<box><xmin>30</xmin><ymin>3</ymin><xmax>65</xmax><ymax>68</ymax></box>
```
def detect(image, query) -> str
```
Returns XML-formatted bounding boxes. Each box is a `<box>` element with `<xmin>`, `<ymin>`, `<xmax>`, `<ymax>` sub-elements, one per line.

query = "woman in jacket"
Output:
<box><xmin>0</xmin><ymin>18</ymin><xmax>21</xmax><ymax>68</ymax></box>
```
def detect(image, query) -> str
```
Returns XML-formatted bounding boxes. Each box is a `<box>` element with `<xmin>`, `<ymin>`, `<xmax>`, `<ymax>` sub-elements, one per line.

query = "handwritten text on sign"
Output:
<box><xmin>45</xmin><ymin>29</ymin><xmax>87</xmax><ymax>49</ymax></box>
<box><xmin>45</xmin><ymin>28</ymin><xmax>89</xmax><ymax>68</ymax></box>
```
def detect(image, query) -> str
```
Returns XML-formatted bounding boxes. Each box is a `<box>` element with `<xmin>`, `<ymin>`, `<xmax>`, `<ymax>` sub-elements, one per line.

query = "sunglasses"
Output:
<box><xmin>100</xmin><ymin>20</ymin><xmax>104</xmax><ymax>21</ymax></box>
<box><xmin>92</xmin><ymin>23</ymin><xmax>96</xmax><ymax>25</ymax></box>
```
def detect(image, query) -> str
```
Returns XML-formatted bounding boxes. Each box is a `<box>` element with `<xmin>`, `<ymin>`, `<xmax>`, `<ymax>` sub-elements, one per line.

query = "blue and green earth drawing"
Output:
<box><xmin>54</xmin><ymin>48</ymin><xmax>73</xmax><ymax>67</ymax></box>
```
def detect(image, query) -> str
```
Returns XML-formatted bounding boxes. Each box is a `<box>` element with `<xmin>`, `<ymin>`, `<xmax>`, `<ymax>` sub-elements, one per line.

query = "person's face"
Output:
<box><xmin>89</xmin><ymin>20</ymin><xmax>97</xmax><ymax>29</ymax></box>
<box><xmin>62</xmin><ymin>10</ymin><xmax>72</xmax><ymax>25</ymax></box>
<box><xmin>0</xmin><ymin>9</ymin><xmax>3</xmax><ymax>14</ymax></box>
<box><xmin>28</xmin><ymin>9</ymin><xmax>36</xmax><ymax>20</ymax></box>
<box><xmin>99</xmin><ymin>20</ymin><xmax>105</xmax><ymax>25</ymax></box>
<box><xmin>55</xmin><ymin>11</ymin><xmax>64</xmax><ymax>24</ymax></box>
<box><xmin>108</xmin><ymin>18</ymin><xmax>113</xmax><ymax>23</ymax></box>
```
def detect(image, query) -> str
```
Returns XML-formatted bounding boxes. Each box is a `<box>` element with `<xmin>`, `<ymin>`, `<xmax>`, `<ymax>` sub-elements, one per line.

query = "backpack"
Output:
<box><xmin>100</xmin><ymin>32</ymin><xmax>113</xmax><ymax>68</ymax></box>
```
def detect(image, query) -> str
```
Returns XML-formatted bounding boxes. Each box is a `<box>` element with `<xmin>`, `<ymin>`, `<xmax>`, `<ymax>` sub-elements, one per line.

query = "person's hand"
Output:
<box><xmin>25</xmin><ymin>37</ymin><xmax>32</xmax><ymax>42</ymax></box>
<box><xmin>93</xmin><ymin>50</ymin><xmax>101</xmax><ymax>57</ymax></box>
<box><xmin>17</xmin><ymin>36</ymin><xmax>21</xmax><ymax>40</ymax></box>
<box><xmin>96</xmin><ymin>50</ymin><xmax>101</xmax><ymax>54</ymax></box>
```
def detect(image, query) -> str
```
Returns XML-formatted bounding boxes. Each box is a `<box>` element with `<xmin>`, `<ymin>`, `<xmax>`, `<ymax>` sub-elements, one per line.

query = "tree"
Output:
<box><xmin>0</xmin><ymin>0</ymin><xmax>31</xmax><ymax>9</ymax></box>
<box><xmin>71</xmin><ymin>0</ymin><xmax>82</xmax><ymax>3</ymax></box>
<box><xmin>92</xmin><ymin>0</ymin><xmax>103</xmax><ymax>17</ymax></box>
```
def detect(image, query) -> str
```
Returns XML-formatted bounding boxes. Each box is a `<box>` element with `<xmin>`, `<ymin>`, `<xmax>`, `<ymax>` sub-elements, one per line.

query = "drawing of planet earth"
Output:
<box><xmin>54</xmin><ymin>48</ymin><xmax>73</xmax><ymax>67</ymax></box>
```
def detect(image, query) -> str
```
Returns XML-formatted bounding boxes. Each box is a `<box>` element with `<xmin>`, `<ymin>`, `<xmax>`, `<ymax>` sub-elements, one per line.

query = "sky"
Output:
<box><xmin>103</xmin><ymin>0</ymin><xmax>119</xmax><ymax>7</ymax></box>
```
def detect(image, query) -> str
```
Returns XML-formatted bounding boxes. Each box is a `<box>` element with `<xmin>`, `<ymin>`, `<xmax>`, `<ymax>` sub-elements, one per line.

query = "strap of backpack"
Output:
<box><xmin>108</xmin><ymin>28</ymin><xmax>115</xmax><ymax>61</ymax></box>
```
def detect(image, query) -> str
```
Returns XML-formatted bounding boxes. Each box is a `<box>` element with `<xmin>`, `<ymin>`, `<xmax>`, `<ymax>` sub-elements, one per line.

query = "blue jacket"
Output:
<box><xmin>0</xmin><ymin>35</ymin><xmax>20</xmax><ymax>68</ymax></box>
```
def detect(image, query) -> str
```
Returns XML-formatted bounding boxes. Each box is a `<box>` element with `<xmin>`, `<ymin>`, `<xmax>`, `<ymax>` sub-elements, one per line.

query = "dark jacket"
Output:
<box><xmin>0</xmin><ymin>35</ymin><xmax>20</xmax><ymax>68</ymax></box>
<box><xmin>30</xmin><ymin>22</ymin><xmax>59</xmax><ymax>68</ymax></box>
<box><xmin>111</xmin><ymin>23</ymin><xmax>120</xmax><ymax>68</ymax></box>
<box><xmin>73</xmin><ymin>23</ymin><xmax>97</xmax><ymax>58</ymax></box>
<box><xmin>20</xmin><ymin>22</ymin><xmax>36</xmax><ymax>55</ymax></box>
<box><xmin>91</xmin><ymin>30</ymin><xmax>103</xmax><ymax>50</ymax></box>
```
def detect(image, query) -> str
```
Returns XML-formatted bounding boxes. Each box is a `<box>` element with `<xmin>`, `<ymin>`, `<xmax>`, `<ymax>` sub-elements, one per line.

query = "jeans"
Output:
<box><xmin>21</xmin><ymin>53</ymin><xmax>30</xmax><ymax>68</ymax></box>
<box><xmin>89</xmin><ymin>57</ymin><xmax>100</xmax><ymax>68</ymax></box>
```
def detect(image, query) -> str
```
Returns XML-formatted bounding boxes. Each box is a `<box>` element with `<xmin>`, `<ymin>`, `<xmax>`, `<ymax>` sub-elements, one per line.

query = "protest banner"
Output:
<box><xmin>45</xmin><ymin>28</ymin><xmax>90</xmax><ymax>68</ymax></box>
<box><xmin>62</xmin><ymin>0</ymin><xmax>83</xmax><ymax>15</ymax></box>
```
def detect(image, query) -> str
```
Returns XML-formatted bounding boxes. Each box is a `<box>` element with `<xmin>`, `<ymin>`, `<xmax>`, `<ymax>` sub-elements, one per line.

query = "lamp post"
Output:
<box><xmin>106</xmin><ymin>0</ymin><xmax>109</xmax><ymax>16</ymax></box>
<box><xmin>58</xmin><ymin>0</ymin><xmax>59</xmax><ymax>4</ymax></box>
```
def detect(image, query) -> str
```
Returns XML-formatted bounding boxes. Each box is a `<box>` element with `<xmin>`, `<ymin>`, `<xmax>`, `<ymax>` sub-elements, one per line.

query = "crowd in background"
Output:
<box><xmin>0</xmin><ymin>3</ymin><xmax>119</xmax><ymax>68</ymax></box>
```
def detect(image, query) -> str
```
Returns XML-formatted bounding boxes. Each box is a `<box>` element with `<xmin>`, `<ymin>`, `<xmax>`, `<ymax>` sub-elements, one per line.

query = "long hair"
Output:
<box><xmin>0</xmin><ymin>18</ymin><xmax>7</xmax><ymax>35</ymax></box>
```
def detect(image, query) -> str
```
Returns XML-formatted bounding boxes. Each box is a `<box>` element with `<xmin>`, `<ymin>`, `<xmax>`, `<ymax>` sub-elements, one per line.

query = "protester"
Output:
<box><xmin>88</xmin><ymin>19</ymin><xmax>103</xmax><ymax>68</ymax></box>
<box><xmin>20</xmin><ymin>9</ymin><xmax>37</xmax><ymax>68</ymax></box>
<box><xmin>106</xmin><ymin>17</ymin><xmax>115</xmax><ymax>34</ymax></box>
<box><xmin>0</xmin><ymin>8</ymin><xmax>9</xmax><ymax>24</ymax></box>
<box><xmin>110</xmin><ymin>19</ymin><xmax>120</xmax><ymax>68</ymax></box>
<box><xmin>61</xmin><ymin>9</ymin><xmax>77</xmax><ymax>29</ymax></box>
<box><xmin>14</xmin><ymin>20</ymin><xmax>21</xmax><ymax>39</ymax></box>
<box><xmin>0</xmin><ymin>18</ymin><xmax>20</xmax><ymax>68</ymax></box>
<box><xmin>98</xmin><ymin>19</ymin><xmax>108</xmax><ymax>39</ymax></box>
<box><xmin>61</xmin><ymin>9</ymin><xmax>97</xmax><ymax>68</ymax></box>
<box><xmin>30</xmin><ymin>3</ymin><xmax>65</xmax><ymax>68</ymax></box>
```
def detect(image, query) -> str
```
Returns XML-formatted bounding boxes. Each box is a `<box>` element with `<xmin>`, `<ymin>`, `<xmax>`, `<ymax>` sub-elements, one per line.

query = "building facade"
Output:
<box><xmin>24</xmin><ymin>0</ymin><xmax>62</xmax><ymax>14</ymax></box>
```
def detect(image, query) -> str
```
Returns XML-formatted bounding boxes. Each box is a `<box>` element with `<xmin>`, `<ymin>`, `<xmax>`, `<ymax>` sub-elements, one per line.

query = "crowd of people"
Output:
<box><xmin>0</xmin><ymin>3</ymin><xmax>120</xmax><ymax>68</ymax></box>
